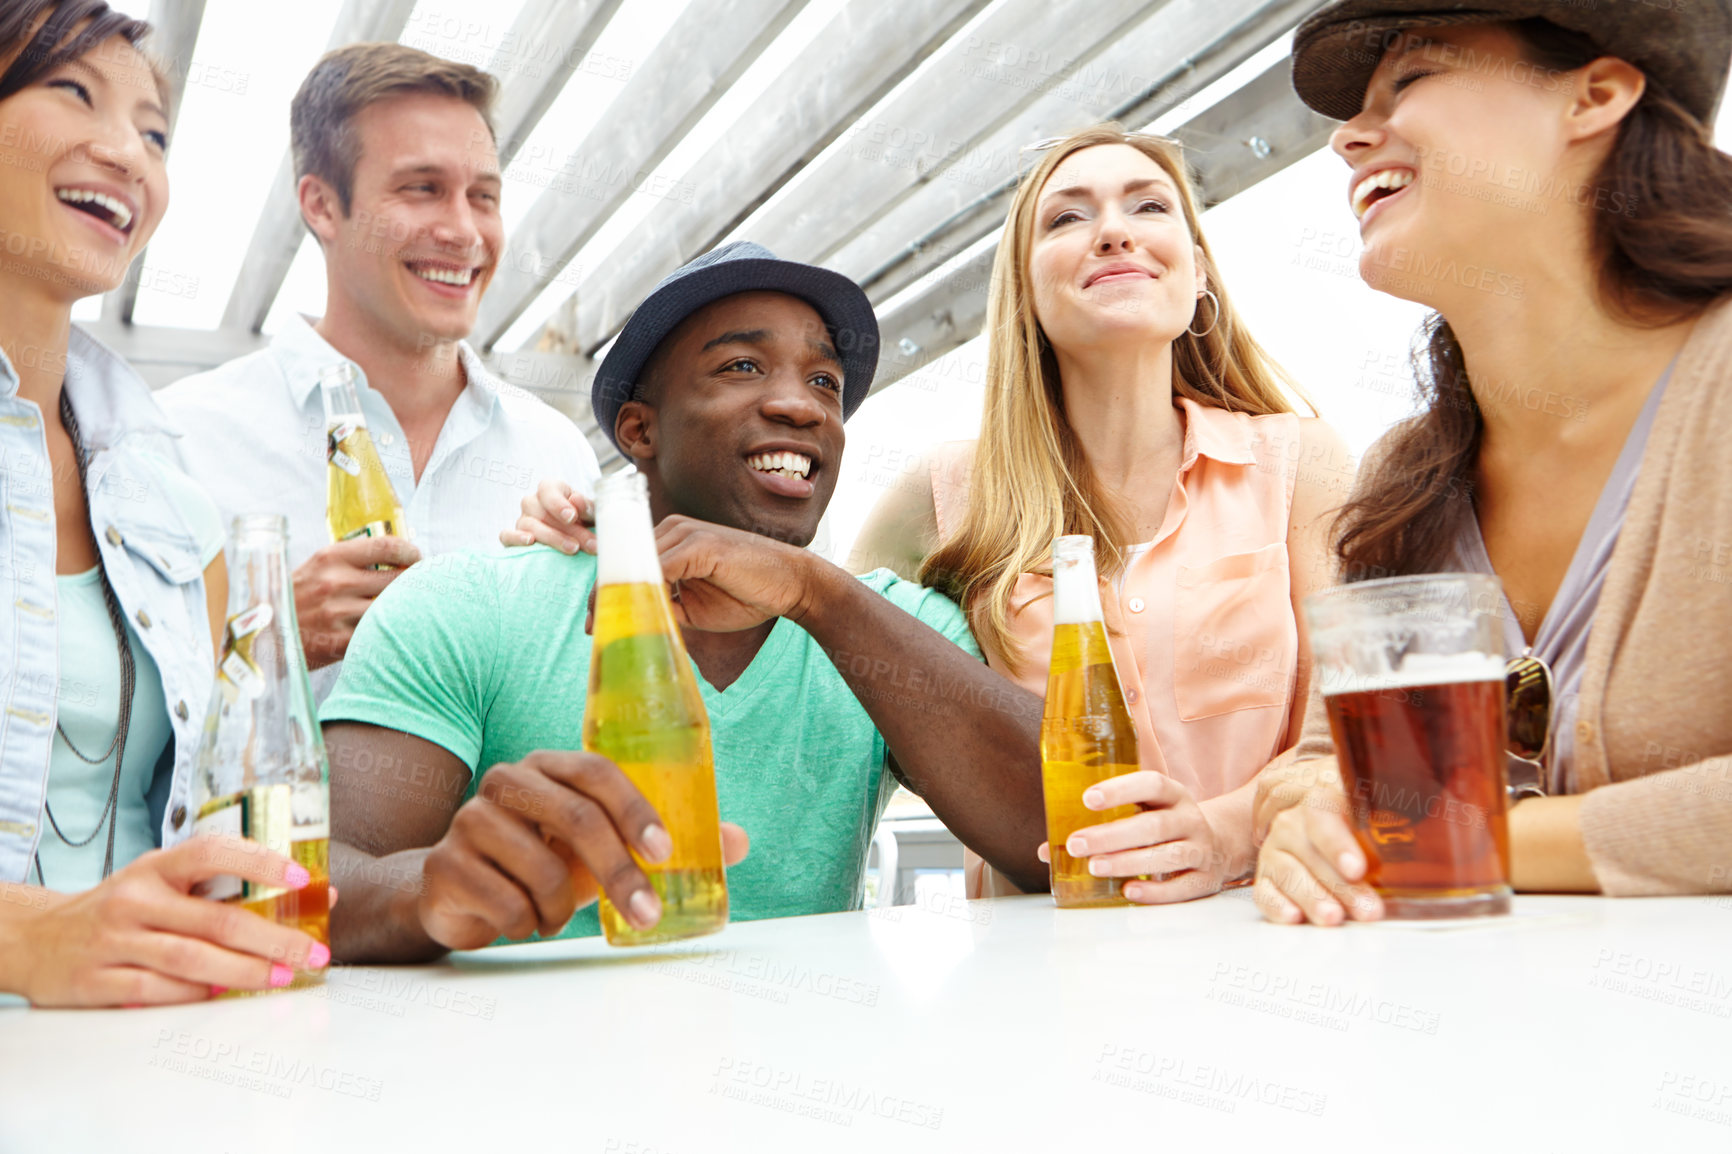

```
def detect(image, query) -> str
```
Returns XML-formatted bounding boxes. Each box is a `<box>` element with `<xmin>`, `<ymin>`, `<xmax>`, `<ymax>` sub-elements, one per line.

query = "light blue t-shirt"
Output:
<box><xmin>34</xmin><ymin>508</ymin><xmax>222</xmax><ymax>892</ymax></box>
<box><xmin>322</xmin><ymin>546</ymin><xmax>982</xmax><ymax>940</ymax></box>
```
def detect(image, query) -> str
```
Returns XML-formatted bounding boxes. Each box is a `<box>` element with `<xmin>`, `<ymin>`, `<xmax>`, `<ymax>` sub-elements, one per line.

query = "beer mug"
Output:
<box><xmin>1303</xmin><ymin>574</ymin><xmax>1512</xmax><ymax>919</ymax></box>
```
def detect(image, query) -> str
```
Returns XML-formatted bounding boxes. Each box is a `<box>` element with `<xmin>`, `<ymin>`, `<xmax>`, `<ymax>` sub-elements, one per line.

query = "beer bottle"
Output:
<box><xmin>190</xmin><ymin>515</ymin><xmax>330</xmax><ymax>984</ymax></box>
<box><xmin>320</xmin><ymin>362</ymin><xmax>407</xmax><ymax>548</ymax></box>
<box><xmin>1041</xmin><ymin>534</ymin><xmax>1142</xmax><ymax>908</ymax></box>
<box><xmin>583</xmin><ymin>471</ymin><xmax>728</xmax><ymax>945</ymax></box>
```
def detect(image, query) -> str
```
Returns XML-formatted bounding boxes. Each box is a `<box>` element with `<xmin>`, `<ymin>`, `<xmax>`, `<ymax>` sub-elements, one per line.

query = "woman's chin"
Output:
<box><xmin>1049</xmin><ymin>311</ymin><xmax>1187</xmax><ymax>354</ymax></box>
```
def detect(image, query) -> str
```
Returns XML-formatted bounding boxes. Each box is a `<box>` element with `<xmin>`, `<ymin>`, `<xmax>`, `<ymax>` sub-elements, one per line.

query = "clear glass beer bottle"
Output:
<box><xmin>191</xmin><ymin>515</ymin><xmax>330</xmax><ymax>982</ymax></box>
<box><xmin>583</xmin><ymin>471</ymin><xmax>728</xmax><ymax>944</ymax></box>
<box><xmin>1041</xmin><ymin>535</ymin><xmax>1142</xmax><ymax>907</ymax></box>
<box><xmin>320</xmin><ymin>362</ymin><xmax>406</xmax><ymax>548</ymax></box>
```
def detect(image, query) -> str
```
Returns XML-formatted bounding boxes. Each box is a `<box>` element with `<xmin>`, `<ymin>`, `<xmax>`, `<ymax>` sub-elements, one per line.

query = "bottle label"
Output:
<box><xmin>216</xmin><ymin>603</ymin><xmax>273</xmax><ymax>704</ymax></box>
<box><xmin>339</xmin><ymin>520</ymin><xmax>396</xmax><ymax>541</ymax></box>
<box><xmin>327</xmin><ymin>423</ymin><xmax>362</xmax><ymax>476</ymax></box>
<box><xmin>191</xmin><ymin>783</ymin><xmax>294</xmax><ymax>902</ymax></box>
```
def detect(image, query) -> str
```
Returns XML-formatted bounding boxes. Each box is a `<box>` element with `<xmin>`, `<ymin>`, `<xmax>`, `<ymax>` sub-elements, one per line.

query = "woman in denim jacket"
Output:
<box><xmin>0</xmin><ymin>1</ymin><xmax>327</xmax><ymax>1005</ymax></box>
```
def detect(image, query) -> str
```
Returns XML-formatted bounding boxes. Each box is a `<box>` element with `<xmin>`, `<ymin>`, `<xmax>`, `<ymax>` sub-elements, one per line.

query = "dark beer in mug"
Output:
<box><xmin>1324</xmin><ymin>663</ymin><xmax>1510</xmax><ymax>916</ymax></box>
<box><xmin>1306</xmin><ymin>576</ymin><xmax>1512</xmax><ymax>919</ymax></box>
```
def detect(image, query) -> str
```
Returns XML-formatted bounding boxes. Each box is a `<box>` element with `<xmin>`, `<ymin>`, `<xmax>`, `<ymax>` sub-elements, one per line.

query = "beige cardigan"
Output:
<box><xmin>1291</xmin><ymin>295</ymin><xmax>1732</xmax><ymax>896</ymax></box>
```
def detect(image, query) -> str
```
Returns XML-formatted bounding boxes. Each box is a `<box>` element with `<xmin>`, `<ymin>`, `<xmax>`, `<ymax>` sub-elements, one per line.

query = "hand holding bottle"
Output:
<box><xmin>292</xmin><ymin>534</ymin><xmax>422</xmax><ymax>668</ymax></box>
<box><xmin>415</xmin><ymin>752</ymin><xmax>749</xmax><ymax>951</ymax></box>
<box><xmin>0</xmin><ymin>836</ymin><xmax>329</xmax><ymax>1007</ymax></box>
<box><xmin>1037</xmin><ymin>770</ymin><xmax>1232</xmax><ymax>903</ymax></box>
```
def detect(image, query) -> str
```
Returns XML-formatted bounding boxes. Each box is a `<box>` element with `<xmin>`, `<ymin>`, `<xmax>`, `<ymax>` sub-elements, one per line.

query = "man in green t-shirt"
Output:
<box><xmin>321</xmin><ymin>243</ymin><xmax>1047</xmax><ymax>962</ymax></box>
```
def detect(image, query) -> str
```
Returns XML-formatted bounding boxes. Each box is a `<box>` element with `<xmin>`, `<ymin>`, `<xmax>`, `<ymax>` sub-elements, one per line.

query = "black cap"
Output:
<box><xmin>591</xmin><ymin>241</ymin><xmax>880</xmax><ymax>452</ymax></box>
<box><xmin>1292</xmin><ymin>0</ymin><xmax>1732</xmax><ymax>124</ymax></box>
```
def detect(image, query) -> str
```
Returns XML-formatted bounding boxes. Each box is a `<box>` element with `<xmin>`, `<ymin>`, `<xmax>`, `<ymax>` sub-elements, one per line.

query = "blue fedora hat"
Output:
<box><xmin>591</xmin><ymin>241</ymin><xmax>880</xmax><ymax>452</ymax></box>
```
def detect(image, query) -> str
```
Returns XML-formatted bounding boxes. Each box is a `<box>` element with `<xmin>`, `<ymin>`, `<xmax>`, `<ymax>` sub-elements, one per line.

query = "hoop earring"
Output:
<box><xmin>1187</xmin><ymin>288</ymin><xmax>1220</xmax><ymax>338</ymax></box>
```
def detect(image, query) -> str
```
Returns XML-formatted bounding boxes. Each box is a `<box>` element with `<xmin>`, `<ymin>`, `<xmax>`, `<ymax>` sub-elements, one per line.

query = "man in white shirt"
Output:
<box><xmin>160</xmin><ymin>44</ymin><xmax>599</xmax><ymax>698</ymax></box>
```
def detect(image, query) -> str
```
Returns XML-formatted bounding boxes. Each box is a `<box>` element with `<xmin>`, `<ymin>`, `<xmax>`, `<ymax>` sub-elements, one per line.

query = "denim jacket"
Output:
<box><xmin>0</xmin><ymin>328</ymin><xmax>216</xmax><ymax>884</ymax></box>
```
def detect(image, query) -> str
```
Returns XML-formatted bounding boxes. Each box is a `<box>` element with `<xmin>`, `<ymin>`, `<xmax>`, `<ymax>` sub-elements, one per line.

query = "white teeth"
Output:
<box><xmin>747</xmin><ymin>451</ymin><xmax>812</xmax><ymax>479</ymax></box>
<box><xmin>56</xmin><ymin>188</ymin><xmax>132</xmax><ymax>231</ymax></box>
<box><xmin>1351</xmin><ymin>169</ymin><xmax>1415</xmax><ymax>219</ymax></box>
<box><xmin>412</xmin><ymin>265</ymin><xmax>474</xmax><ymax>286</ymax></box>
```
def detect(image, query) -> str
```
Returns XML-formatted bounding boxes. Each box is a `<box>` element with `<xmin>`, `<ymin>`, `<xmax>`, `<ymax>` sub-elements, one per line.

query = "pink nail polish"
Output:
<box><xmin>269</xmin><ymin>964</ymin><xmax>293</xmax><ymax>989</ymax></box>
<box><xmin>284</xmin><ymin>864</ymin><xmax>311</xmax><ymax>889</ymax></box>
<box><xmin>628</xmin><ymin>889</ymin><xmax>660</xmax><ymax>928</ymax></box>
<box><xmin>208</xmin><ymin>986</ymin><xmax>227</xmax><ymax>998</ymax></box>
<box><xmin>307</xmin><ymin>943</ymin><xmax>331</xmax><ymax>969</ymax></box>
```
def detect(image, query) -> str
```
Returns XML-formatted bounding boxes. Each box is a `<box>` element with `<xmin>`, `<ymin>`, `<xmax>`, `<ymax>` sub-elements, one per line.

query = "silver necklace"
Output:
<box><xmin>35</xmin><ymin>388</ymin><xmax>133</xmax><ymax>885</ymax></box>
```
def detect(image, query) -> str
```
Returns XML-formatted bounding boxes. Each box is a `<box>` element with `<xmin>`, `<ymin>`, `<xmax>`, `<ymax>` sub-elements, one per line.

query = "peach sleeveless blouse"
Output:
<box><xmin>930</xmin><ymin>399</ymin><xmax>1303</xmax><ymax>896</ymax></box>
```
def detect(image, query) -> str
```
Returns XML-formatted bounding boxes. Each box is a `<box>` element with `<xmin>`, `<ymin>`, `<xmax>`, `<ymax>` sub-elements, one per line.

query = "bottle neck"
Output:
<box><xmin>1051</xmin><ymin>550</ymin><xmax>1104</xmax><ymax>626</ymax></box>
<box><xmin>594</xmin><ymin>483</ymin><xmax>661</xmax><ymax>586</ymax></box>
<box><xmin>227</xmin><ymin>540</ymin><xmax>292</xmax><ymax>617</ymax></box>
<box><xmin>320</xmin><ymin>371</ymin><xmax>365</xmax><ymax>425</ymax></box>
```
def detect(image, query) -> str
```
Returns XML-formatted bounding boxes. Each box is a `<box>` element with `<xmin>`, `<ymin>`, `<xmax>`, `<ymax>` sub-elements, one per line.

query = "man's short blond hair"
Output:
<box><xmin>290</xmin><ymin>41</ymin><xmax>497</xmax><ymax>217</ymax></box>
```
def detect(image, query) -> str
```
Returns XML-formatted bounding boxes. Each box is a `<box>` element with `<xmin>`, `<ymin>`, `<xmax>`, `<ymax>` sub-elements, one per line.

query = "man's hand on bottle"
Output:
<box><xmin>292</xmin><ymin>535</ymin><xmax>422</xmax><ymax>668</ymax></box>
<box><xmin>1</xmin><ymin>836</ymin><xmax>331</xmax><ymax>1007</ymax></box>
<box><xmin>502</xmin><ymin>477</ymin><xmax>595</xmax><ymax>555</ymax></box>
<box><xmin>415</xmin><ymin>751</ymin><xmax>749</xmax><ymax>952</ymax></box>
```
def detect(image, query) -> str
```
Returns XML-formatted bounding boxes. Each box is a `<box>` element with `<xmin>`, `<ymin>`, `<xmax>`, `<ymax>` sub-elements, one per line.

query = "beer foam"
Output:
<box><xmin>1321</xmin><ymin>652</ymin><xmax>1504</xmax><ymax>696</ymax></box>
<box><xmin>594</xmin><ymin>477</ymin><xmax>663</xmax><ymax>586</ymax></box>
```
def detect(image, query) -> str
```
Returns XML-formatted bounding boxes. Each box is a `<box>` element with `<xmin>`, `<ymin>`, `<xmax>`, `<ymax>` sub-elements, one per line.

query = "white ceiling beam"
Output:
<box><xmin>869</xmin><ymin>56</ymin><xmax>1335</xmax><ymax>394</ymax></box>
<box><xmin>828</xmin><ymin>0</ymin><xmax>1320</xmax><ymax>306</ymax></box>
<box><xmin>1174</xmin><ymin>57</ymin><xmax>1337</xmax><ymax>207</ymax></box>
<box><xmin>486</xmin><ymin>0</ymin><xmax>628</xmax><ymax>167</ymax></box>
<box><xmin>218</xmin><ymin>0</ymin><xmax>417</xmax><ymax>334</ymax></box>
<box><xmin>475</xmin><ymin>0</ymin><xmax>808</xmax><ymax>350</ymax></box>
<box><xmin>102</xmin><ymin>0</ymin><xmax>207</xmax><ymax>326</ymax></box>
<box><xmin>550</xmin><ymin>0</ymin><xmax>995</xmax><ymax>358</ymax></box>
<box><xmin>735</xmin><ymin>0</ymin><xmax>1162</xmax><ymax>269</ymax></box>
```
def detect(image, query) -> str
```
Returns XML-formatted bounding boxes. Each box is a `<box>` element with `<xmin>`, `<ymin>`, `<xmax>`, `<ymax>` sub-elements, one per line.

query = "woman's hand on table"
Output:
<box><xmin>1036</xmin><ymin>771</ymin><xmax>1232</xmax><ymax>903</ymax></box>
<box><xmin>417</xmin><ymin>751</ymin><xmax>749</xmax><ymax>951</ymax></box>
<box><xmin>1252</xmin><ymin>770</ymin><xmax>1384</xmax><ymax>926</ymax></box>
<box><xmin>500</xmin><ymin>478</ymin><xmax>594</xmax><ymax>555</ymax></box>
<box><xmin>3</xmin><ymin>836</ymin><xmax>330</xmax><ymax>1007</ymax></box>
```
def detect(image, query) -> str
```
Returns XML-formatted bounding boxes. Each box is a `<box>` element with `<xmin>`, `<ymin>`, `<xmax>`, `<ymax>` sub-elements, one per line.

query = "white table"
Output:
<box><xmin>5</xmin><ymin>892</ymin><xmax>1730</xmax><ymax>1152</ymax></box>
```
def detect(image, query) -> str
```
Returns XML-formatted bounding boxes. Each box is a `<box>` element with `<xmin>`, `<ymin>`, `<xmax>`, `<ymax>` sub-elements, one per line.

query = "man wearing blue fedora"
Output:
<box><xmin>318</xmin><ymin>243</ymin><xmax>1049</xmax><ymax>961</ymax></box>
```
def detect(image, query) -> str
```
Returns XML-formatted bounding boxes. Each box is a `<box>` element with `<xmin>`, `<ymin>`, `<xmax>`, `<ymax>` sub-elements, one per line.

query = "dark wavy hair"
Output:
<box><xmin>1334</xmin><ymin>18</ymin><xmax>1732</xmax><ymax>580</ymax></box>
<box><xmin>0</xmin><ymin>1</ymin><xmax>161</xmax><ymax>109</ymax></box>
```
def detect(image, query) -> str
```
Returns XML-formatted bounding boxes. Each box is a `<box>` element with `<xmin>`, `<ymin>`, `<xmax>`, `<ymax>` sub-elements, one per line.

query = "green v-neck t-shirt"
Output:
<box><xmin>320</xmin><ymin>545</ymin><xmax>982</xmax><ymax>942</ymax></box>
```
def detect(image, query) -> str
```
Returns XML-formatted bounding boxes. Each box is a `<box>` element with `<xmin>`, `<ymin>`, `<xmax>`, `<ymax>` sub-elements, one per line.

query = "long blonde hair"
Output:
<box><xmin>919</xmin><ymin>125</ymin><xmax>1304</xmax><ymax>673</ymax></box>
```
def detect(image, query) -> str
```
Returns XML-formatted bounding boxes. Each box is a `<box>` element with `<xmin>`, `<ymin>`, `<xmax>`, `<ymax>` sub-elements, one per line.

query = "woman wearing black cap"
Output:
<box><xmin>1254</xmin><ymin>1</ymin><xmax>1732</xmax><ymax>924</ymax></box>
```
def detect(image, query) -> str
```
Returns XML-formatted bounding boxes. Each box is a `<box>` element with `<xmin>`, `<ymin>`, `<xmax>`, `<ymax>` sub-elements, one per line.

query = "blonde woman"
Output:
<box><xmin>853</xmin><ymin>127</ymin><xmax>1354</xmax><ymax>901</ymax></box>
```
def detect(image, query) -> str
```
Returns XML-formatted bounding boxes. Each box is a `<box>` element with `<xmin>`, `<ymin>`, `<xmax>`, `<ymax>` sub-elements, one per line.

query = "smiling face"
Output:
<box><xmin>1333</xmin><ymin>24</ymin><xmax>1592</xmax><ymax>307</ymax></box>
<box><xmin>0</xmin><ymin>34</ymin><xmax>168</xmax><ymax>302</ymax></box>
<box><xmin>619</xmin><ymin>291</ymin><xmax>845</xmax><ymax>547</ymax></box>
<box><xmin>1025</xmin><ymin>143</ymin><xmax>1206</xmax><ymax>355</ymax></box>
<box><xmin>310</xmin><ymin>91</ymin><xmax>502</xmax><ymax>352</ymax></box>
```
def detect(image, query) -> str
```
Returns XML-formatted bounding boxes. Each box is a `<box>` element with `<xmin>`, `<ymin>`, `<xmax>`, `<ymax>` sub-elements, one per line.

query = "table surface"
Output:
<box><xmin>5</xmin><ymin>890</ymin><xmax>1731</xmax><ymax>1152</ymax></box>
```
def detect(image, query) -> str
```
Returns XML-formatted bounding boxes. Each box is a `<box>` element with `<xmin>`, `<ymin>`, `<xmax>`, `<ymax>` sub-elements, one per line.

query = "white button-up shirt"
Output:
<box><xmin>158</xmin><ymin>315</ymin><xmax>600</xmax><ymax>699</ymax></box>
